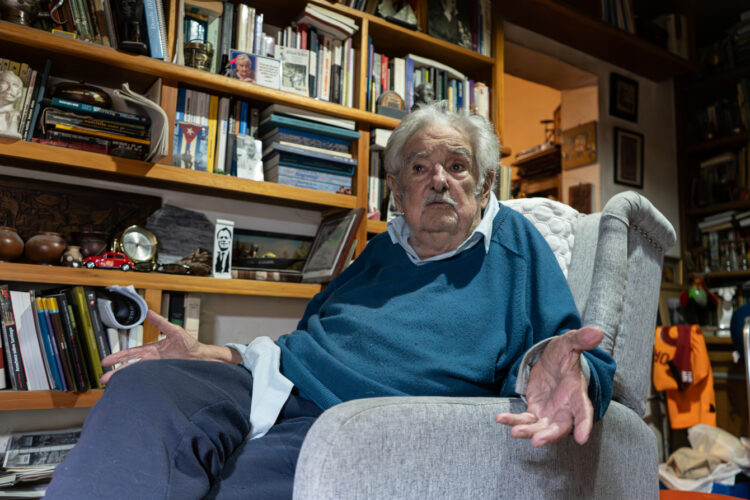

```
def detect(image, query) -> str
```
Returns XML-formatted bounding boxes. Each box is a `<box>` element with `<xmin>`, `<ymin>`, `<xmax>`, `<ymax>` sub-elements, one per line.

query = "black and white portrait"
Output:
<box><xmin>212</xmin><ymin>220</ymin><xmax>234</xmax><ymax>278</ymax></box>
<box><xmin>0</xmin><ymin>70</ymin><xmax>23</xmax><ymax>138</ymax></box>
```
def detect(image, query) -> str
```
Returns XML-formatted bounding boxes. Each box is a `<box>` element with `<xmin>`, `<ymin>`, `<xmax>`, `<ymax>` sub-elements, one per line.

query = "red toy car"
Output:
<box><xmin>82</xmin><ymin>251</ymin><xmax>134</xmax><ymax>271</ymax></box>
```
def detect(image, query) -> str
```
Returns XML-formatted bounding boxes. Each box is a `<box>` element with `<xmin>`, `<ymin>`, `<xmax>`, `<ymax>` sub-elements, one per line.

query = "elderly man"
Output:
<box><xmin>46</xmin><ymin>103</ymin><xmax>614</xmax><ymax>499</ymax></box>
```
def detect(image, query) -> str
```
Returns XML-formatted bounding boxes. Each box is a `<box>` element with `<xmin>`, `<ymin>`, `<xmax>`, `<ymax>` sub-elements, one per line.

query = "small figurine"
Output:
<box><xmin>411</xmin><ymin>82</ymin><xmax>435</xmax><ymax>111</ymax></box>
<box><xmin>60</xmin><ymin>245</ymin><xmax>83</xmax><ymax>267</ymax></box>
<box><xmin>680</xmin><ymin>277</ymin><xmax>718</xmax><ymax>326</ymax></box>
<box><xmin>0</xmin><ymin>70</ymin><xmax>23</xmax><ymax>138</ymax></box>
<box><xmin>715</xmin><ymin>286</ymin><xmax>736</xmax><ymax>331</ymax></box>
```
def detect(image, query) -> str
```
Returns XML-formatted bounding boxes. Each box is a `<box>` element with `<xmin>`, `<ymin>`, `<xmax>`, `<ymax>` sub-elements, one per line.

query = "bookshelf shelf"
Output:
<box><xmin>366</xmin><ymin>219</ymin><xmax>387</xmax><ymax>234</ymax></box>
<box><xmin>685</xmin><ymin>131</ymin><xmax>750</xmax><ymax>154</ymax></box>
<box><xmin>0</xmin><ymin>139</ymin><xmax>356</xmax><ymax>210</ymax></box>
<box><xmin>0</xmin><ymin>262</ymin><xmax>323</xmax><ymax>298</ymax></box>
<box><xmin>0</xmin><ymin>389</ymin><xmax>104</xmax><ymax>411</ymax></box>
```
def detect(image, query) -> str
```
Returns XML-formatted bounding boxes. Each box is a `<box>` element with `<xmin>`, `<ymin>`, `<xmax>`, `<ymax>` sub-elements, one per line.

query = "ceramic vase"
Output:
<box><xmin>71</xmin><ymin>231</ymin><xmax>108</xmax><ymax>257</ymax></box>
<box><xmin>0</xmin><ymin>226</ymin><xmax>24</xmax><ymax>261</ymax></box>
<box><xmin>25</xmin><ymin>231</ymin><xmax>66</xmax><ymax>264</ymax></box>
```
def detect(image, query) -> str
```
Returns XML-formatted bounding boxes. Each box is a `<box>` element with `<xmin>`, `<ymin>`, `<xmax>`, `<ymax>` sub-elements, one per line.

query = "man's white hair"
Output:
<box><xmin>383</xmin><ymin>101</ymin><xmax>500</xmax><ymax>197</ymax></box>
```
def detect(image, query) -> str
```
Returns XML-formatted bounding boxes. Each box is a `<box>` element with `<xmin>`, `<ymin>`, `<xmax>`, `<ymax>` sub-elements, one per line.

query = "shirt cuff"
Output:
<box><xmin>514</xmin><ymin>337</ymin><xmax>592</xmax><ymax>398</ymax></box>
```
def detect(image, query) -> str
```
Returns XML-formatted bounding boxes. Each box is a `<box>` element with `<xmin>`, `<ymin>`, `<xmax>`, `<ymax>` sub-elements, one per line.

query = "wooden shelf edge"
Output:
<box><xmin>685</xmin><ymin>131</ymin><xmax>750</xmax><ymax>154</ymax></box>
<box><xmin>0</xmin><ymin>262</ymin><xmax>323</xmax><ymax>299</ymax></box>
<box><xmin>0</xmin><ymin>21</ymin><xmax>400</xmax><ymax>129</ymax></box>
<box><xmin>366</xmin><ymin>219</ymin><xmax>387</xmax><ymax>234</ymax></box>
<box><xmin>0</xmin><ymin>389</ymin><xmax>103</xmax><ymax>411</ymax></box>
<box><xmin>704</xmin><ymin>270</ymin><xmax>750</xmax><ymax>281</ymax></box>
<box><xmin>0</xmin><ymin>139</ymin><xmax>356</xmax><ymax>210</ymax></box>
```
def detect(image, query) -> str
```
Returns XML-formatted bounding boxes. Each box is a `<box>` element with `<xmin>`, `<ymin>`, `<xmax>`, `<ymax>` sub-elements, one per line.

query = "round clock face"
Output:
<box><xmin>119</xmin><ymin>226</ymin><xmax>158</xmax><ymax>263</ymax></box>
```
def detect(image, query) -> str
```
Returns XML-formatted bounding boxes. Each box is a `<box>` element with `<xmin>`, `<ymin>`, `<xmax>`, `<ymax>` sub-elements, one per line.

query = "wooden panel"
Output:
<box><xmin>355</xmin><ymin>129</ymin><xmax>370</xmax><ymax>255</ymax></box>
<box><xmin>0</xmin><ymin>390</ymin><xmax>103</xmax><ymax>411</ymax></box>
<box><xmin>0</xmin><ymin>263</ymin><xmax>323</xmax><ymax>298</ymax></box>
<box><xmin>367</xmin><ymin>220</ymin><xmax>387</xmax><ymax>234</ymax></box>
<box><xmin>0</xmin><ymin>139</ymin><xmax>356</xmax><ymax>210</ymax></box>
<box><xmin>142</xmin><ymin>288</ymin><xmax>163</xmax><ymax>343</ymax></box>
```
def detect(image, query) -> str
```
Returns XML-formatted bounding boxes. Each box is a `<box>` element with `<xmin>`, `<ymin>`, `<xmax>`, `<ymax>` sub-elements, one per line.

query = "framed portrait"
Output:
<box><xmin>609</xmin><ymin>72</ymin><xmax>639</xmax><ymax>122</ymax></box>
<box><xmin>561</xmin><ymin>121</ymin><xmax>597</xmax><ymax>170</ymax></box>
<box><xmin>212</xmin><ymin>219</ymin><xmax>234</xmax><ymax>279</ymax></box>
<box><xmin>427</xmin><ymin>0</ymin><xmax>472</xmax><ymax>50</ymax></box>
<box><xmin>232</xmin><ymin>228</ymin><xmax>313</xmax><ymax>271</ymax></box>
<box><xmin>614</xmin><ymin>127</ymin><xmax>644</xmax><ymax>189</ymax></box>
<box><xmin>229</xmin><ymin>49</ymin><xmax>281</xmax><ymax>89</ymax></box>
<box><xmin>302</xmin><ymin>208</ymin><xmax>364</xmax><ymax>283</ymax></box>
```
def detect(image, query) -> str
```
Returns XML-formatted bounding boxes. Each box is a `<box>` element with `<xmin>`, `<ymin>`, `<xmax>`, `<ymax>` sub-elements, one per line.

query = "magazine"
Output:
<box><xmin>274</xmin><ymin>46</ymin><xmax>310</xmax><ymax>97</ymax></box>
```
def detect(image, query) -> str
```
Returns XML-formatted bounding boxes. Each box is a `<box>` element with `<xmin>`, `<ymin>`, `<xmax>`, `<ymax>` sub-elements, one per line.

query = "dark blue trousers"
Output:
<box><xmin>45</xmin><ymin>359</ymin><xmax>322</xmax><ymax>499</ymax></box>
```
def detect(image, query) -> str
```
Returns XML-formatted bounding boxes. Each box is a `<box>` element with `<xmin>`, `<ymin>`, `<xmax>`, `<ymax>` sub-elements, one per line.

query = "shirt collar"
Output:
<box><xmin>387</xmin><ymin>191</ymin><xmax>499</xmax><ymax>265</ymax></box>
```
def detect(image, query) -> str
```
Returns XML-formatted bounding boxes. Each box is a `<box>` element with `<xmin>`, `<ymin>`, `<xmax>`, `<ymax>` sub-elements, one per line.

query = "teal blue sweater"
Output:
<box><xmin>276</xmin><ymin>203</ymin><xmax>615</xmax><ymax>420</ymax></box>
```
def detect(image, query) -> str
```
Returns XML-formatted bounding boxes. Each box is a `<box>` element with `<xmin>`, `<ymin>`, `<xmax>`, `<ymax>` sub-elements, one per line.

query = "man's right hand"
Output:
<box><xmin>99</xmin><ymin>309</ymin><xmax>241</xmax><ymax>384</ymax></box>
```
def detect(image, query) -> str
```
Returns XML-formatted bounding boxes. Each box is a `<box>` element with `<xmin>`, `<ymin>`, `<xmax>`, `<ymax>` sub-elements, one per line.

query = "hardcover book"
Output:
<box><xmin>0</xmin><ymin>285</ymin><xmax>27</xmax><ymax>390</ymax></box>
<box><xmin>261</xmin><ymin>126</ymin><xmax>351</xmax><ymax>154</ymax></box>
<box><xmin>173</xmin><ymin>121</ymin><xmax>209</xmax><ymax>170</ymax></box>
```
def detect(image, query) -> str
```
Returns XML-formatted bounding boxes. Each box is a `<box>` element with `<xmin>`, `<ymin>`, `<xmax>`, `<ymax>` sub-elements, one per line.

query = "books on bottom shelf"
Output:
<box><xmin>159</xmin><ymin>292</ymin><xmax>200</xmax><ymax>340</ymax></box>
<box><xmin>0</xmin><ymin>285</ymin><xmax>150</xmax><ymax>392</ymax></box>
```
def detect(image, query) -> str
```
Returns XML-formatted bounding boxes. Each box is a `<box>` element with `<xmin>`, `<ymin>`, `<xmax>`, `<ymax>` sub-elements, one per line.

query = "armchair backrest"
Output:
<box><xmin>503</xmin><ymin>192</ymin><xmax>676</xmax><ymax>416</ymax></box>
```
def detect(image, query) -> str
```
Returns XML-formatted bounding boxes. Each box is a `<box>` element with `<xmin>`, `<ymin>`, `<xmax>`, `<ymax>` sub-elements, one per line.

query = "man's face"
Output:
<box><xmin>217</xmin><ymin>229</ymin><xmax>231</xmax><ymax>250</ymax></box>
<box><xmin>0</xmin><ymin>72</ymin><xmax>22</xmax><ymax>105</ymax></box>
<box><xmin>387</xmin><ymin>125</ymin><xmax>491</xmax><ymax>253</ymax></box>
<box><xmin>236</xmin><ymin>58</ymin><xmax>251</xmax><ymax>79</ymax></box>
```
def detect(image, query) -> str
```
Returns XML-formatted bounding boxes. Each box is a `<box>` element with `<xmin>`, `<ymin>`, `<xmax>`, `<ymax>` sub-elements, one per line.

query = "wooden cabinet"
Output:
<box><xmin>0</xmin><ymin>0</ymin><xmax>503</xmax><ymax>411</ymax></box>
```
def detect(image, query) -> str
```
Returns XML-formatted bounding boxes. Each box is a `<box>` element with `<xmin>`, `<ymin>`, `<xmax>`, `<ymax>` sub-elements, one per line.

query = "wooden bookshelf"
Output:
<box><xmin>0</xmin><ymin>262</ymin><xmax>323</xmax><ymax>298</ymax></box>
<box><xmin>366</xmin><ymin>220</ymin><xmax>387</xmax><ymax>234</ymax></box>
<box><xmin>0</xmin><ymin>389</ymin><xmax>104</xmax><ymax>411</ymax></box>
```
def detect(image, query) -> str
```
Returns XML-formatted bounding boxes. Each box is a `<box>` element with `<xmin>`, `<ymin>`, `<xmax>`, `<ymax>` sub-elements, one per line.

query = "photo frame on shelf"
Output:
<box><xmin>609</xmin><ymin>72</ymin><xmax>639</xmax><ymax>123</ymax></box>
<box><xmin>614</xmin><ymin>127</ymin><xmax>644</xmax><ymax>189</ymax></box>
<box><xmin>229</xmin><ymin>49</ymin><xmax>281</xmax><ymax>90</ymax></box>
<box><xmin>662</xmin><ymin>256</ymin><xmax>683</xmax><ymax>286</ymax></box>
<box><xmin>232</xmin><ymin>228</ymin><xmax>313</xmax><ymax>271</ymax></box>
<box><xmin>302</xmin><ymin>208</ymin><xmax>364</xmax><ymax>283</ymax></box>
<box><xmin>561</xmin><ymin>121</ymin><xmax>597</xmax><ymax>170</ymax></box>
<box><xmin>212</xmin><ymin>219</ymin><xmax>234</xmax><ymax>279</ymax></box>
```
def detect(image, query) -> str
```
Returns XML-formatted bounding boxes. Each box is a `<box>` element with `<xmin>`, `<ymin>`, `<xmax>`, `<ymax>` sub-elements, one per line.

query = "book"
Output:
<box><xmin>43</xmin><ymin>297</ymin><xmax>77</xmax><ymax>391</ymax></box>
<box><xmin>296</xmin><ymin>3</ymin><xmax>358</xmax><ymax>40</ymax></box>
<box><xmin>69</xmin><ymin>286</ymin><xmax>104</xmax><ymax>388</ymax></box>
<box><xmin>260</xmin><ymin>103</ymin><xmax>357</xmax><ymax>130</ymax></box>
<box><xmin>261</xmin><ymin>126</ymin><xmax>351</xmax><ymax>154</ymax></box>
<box><xmin>264</xmin><ymin>164</ymin><xmax>353</xmax><ymax>193</ymax></box>
<box><xmin>262</xmin><ymin>141</ymin><xmax>357</xmax><ymax>167</ymax></box>
<box><xmin>231</xmin><ymin>268</ymin><xmax>303</xmax><ymax>282</ymax></box>
<box><xmin>143</xmin><ymin>0</ymin><xmax>165</xmax><ymax>60</ymax></box>
<box><xmin>259</xmin><ymin>113</ymin><xmax>359</xmax><ymax>141</ymax></box>
<box><xmin>235</xmin><ymin>134</ymin><xmax>263</xmax><ymax>180</ymax></box>
<box><xmin>33</xmin><ymin>297</ymin><xmax>62</xmax><ymax>390</ymax></box>
<box><xmin>49</xmin><ymin>292</ymin><xmax>90</xmax><ymax>391</ymax></box>
<box><xmin>173</xmin><ymin>121</ymin><xmax>209</xmax><ymax>170</ymax></box>
<box><xmin>49</xmin><ymin>97</ymin><xmax>150</xmax><ymax>126</ymax></box>
<box><xmin>275</xmin><ymin>46</ymin><xmax>310</xmax><ymax>96</ymax></box>
<box><xmin>25</xmin><ymin>59</ymin><xmax>52</xmax><ymax>141</ymax></box>
<box><xmin>0</xmin><ymin>285</ymin><xmax>27</xmax><ymax>390</ymax></box>
<box><xmin>84</xmin><ymin>287</ymin><xmax>112</xmax><ymax>375</ymax></box>
<box><xmin>42</xmin><ymin>107</ymin><xmax>148</xmax><ymax>138</ymax></box>
<box><xmin>45</xmin><ymin>123</ymin><xmax>151</xmax><ymax>145</ymax></box>
<box><xmin>168</xmin><ymin>292</ymin><xmax>185</xmax><ymax>327</ymax></box>
<box><xmin>10</xmin><ymin>291</ymin><xmax>49</xmax><ymax>391</ymax></box>
<box><xmin>183</xmin><ymin>294</ymin><xmax>201</xmax><ymax>340</ymax></box>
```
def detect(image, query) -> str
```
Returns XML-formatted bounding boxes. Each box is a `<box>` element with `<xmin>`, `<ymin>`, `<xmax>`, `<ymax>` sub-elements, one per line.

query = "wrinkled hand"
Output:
<box><xmin>99</xmin><ymin>310</ymin><xmax>203</xmax><ymax>384</ymax></box>
<box><xmin>495</xmin><ymin>327</ymin><xmax>604</xmax><ymax>448</ymax></box>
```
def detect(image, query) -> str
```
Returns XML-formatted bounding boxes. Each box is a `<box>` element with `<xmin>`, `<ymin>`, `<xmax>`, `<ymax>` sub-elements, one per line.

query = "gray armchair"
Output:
<box><xmin>293</xmin><ymin>191</ymin><xmax>676</xmax><ymax>499</ymax></box>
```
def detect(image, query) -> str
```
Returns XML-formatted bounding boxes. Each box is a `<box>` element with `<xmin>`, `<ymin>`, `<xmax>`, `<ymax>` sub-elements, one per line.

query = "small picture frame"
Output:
<box><xmin>609</xmin><ymin>72</ymin><xmax>639</xmax><ymax>123</ymax></box>
<box><xmin>302</xmin><ymin>208</ymin><xmax>364</xmax><ymax>283</ymax></box>
<box><xmin>274</xmin><ymin>46</ymin><xmax>310</xmax><ymax>97</ymax></box>
<box><xmin>662</xmin><ymin>256</ymin><xmax>683</xmax><ymax>286</ymax></box>
<box><xmin>232</xmin><ymin>228</ymin><xmax>313</xmax><ymax>271</ymax></box>
<box><xmin>212</xmin><ymin>219</ymin><xmax>234</xmax><ymax>279</ymax></box>
<box><xmin>614</xmin><ymin>127</ymin><xmax>644</xmax><ymax>189</ymax></box>
<box><xmin>561</xmin><ymin>121</ymin><xmax>597</xmax><ymax>170</ymax></box>
<box><xmin>229</xmin><ymin>49</ymin><xmax>281</xmax><ymax>90</ymax></box>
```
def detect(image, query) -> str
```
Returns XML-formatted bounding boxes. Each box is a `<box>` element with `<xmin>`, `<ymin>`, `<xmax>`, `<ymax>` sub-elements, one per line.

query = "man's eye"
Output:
<box><xmin>412</xmin><ymin>164</ymin><xmax>425</xmax><ymax>173</ymax></box>
<box><xmin>451</xmin><ymin>163</ymin><xmax>466</xmax><ymax>172</ymax></box>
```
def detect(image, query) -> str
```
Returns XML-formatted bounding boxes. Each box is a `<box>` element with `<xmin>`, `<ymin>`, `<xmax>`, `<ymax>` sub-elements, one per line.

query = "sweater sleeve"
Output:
<box><xmin>498</xmin><ymin>216</ymin><xmax>615</xmax><ymax>422</ymax></box>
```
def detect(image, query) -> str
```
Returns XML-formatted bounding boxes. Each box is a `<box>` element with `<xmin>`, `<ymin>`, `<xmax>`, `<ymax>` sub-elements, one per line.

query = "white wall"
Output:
<box><xmin>504</xmin><ymin>23</ymin><xmax>681</xmax><ymax>257</ymax></box>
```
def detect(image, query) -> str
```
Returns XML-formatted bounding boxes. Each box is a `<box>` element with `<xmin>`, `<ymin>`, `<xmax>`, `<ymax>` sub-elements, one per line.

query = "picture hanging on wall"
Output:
<box><xmin>609</xmin><ymin>72</ymin><xmax>639</xmax><ymax>123</ymax></box>
<box><xmin>614</xmin><ymin>127</ymin><xmax>644</xmax><ymax>189</ymax></box>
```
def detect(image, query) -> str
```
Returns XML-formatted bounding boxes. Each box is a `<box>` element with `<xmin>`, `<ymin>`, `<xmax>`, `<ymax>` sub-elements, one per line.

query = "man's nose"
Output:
<box><xmin>430</xmin><ymin>164</ymin><xmax>449</xmax><ymax>191</ymax></box>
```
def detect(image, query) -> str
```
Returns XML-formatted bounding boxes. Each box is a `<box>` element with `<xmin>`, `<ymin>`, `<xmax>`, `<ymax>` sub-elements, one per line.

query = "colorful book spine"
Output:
<box><xmin>44</xmin><ymin>108</ymin><xmax>148</xmax><ymax>138</ymax></box>
<box><xmin>33</xmin><ymin>297</ymin><xmax>61</xmax><ymax>390</ymax></box>
<box><xmin>264</xmin><ymin>141</ymin><xmax>357</xmax><ymax>166</ymax></box>
<box><xmin>25</xmin><ymin>59</ymin><xmax>52</xmax><ymax>141</ymax></box>
<box><xmin>263</xmin><ymin>126</ymin><xmax>350</xmax><ymax>153</ymax></box>
<box><xmin>207</xmin><ymin>94</ymin><xmax>218</xmax><ymax>172</ymax></box>
<box><xmin>52</xmin><ymin>292</ymin><xmax>90</xmax><ymax>391</ymax></box>
<box><xmin>84</xmin><ymin>287</ymin><xmax>112</xmax><ymax>373</ymax></box>
<box><xmin>0</xmin><ymin>286</ymin><xmax>27</xmax><ymax>390</ymax></box>
<box><xmin>143</xmin><ymin>0</ymin><xmax>164</xmax><ymax>59</ymax></box>
<box><xmin>70</xmin><ymin>286</ymin><xmax>104</xmax><ymax>387</ymax></box>
<box><xmin>50</xmin><ymin>97</ymin><xmax>150</xmax><ymax>126</ymax></box>
<box><xmin>44</xmin><ymin>297</ymin><xmax>76</xmax><ymax>391</ymax></box>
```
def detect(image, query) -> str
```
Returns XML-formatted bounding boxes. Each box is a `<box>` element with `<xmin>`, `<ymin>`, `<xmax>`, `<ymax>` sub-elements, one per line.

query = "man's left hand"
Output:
<box><xmin>495</xmin><ymin>327</ymin><xmax>604</xmax><ymax>448</ymax></box>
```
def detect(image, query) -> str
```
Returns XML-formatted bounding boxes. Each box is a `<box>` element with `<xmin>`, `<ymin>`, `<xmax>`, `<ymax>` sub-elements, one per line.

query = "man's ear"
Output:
<box><xmin>480</xmin><ymin>170</ymin><xmax>495</xmax><ymax>209</ymax></box>
<box><xmin>386</xmin><ymin>174</ymin><xmax>403</xmax><ymax>212</ymax></box>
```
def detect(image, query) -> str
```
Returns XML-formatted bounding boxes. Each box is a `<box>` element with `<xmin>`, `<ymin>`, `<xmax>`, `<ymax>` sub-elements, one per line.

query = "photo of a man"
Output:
<box><xmin>231</xmin><ymin>52</ymin><xmax>256</xmax><ymax>82</ymax></box>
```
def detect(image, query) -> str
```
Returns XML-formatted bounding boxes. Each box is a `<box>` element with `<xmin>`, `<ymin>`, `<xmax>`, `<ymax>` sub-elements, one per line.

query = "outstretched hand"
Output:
<box><xmin>99</xmin><ymin>310</ymin><xmax>203</xmax><ymax>384</ymax></box>
<box><xmin>495</xmin><ymin>327</ymin><xmax>604</xmax><ymax>448</ymax></box>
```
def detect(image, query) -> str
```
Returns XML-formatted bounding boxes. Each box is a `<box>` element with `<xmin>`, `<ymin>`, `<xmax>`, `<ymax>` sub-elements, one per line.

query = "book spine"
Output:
<box><xmin>270</xmin><ymin>142</ymin><xmax>357</xmax><ymax>165</ymax></box>
<box><xmin>270</xmin><ymin>127</ymin><xmax>349</xmax><ymax>152</ymax></box>
<box><xmin>51</xmin><ymin>123</ymin><xmax>150</xmax><ymax>145</ymax></box>
<box><xmin>25</xmin><ymin>59</ymin><xmax>52</xmax><ymax>141</ymax></box>
<box><xmin>33</xmin><ymin>297</ymin><xmax>59</xmax><ymax>390</ymax></box>
<box><xmin>40</xmin><ymin>298</ymin><xmax>67</xmax><ymax>390</ymax></box>
<box><xmin>32</xmin><ymin>138</ymin><xmax>109</xmax><ymax>155</ymax></box>
<box><xmin>168</xmin><ymin>292</ymin><xmax>185</xmax><ymax>327</ymax></box>
<box><xmin>219</xmin><ymin>2</ymin><xmax>234</xmax><ymax>71</ymax></box>
<box><xmin>44</xmin><ymin>297</ymin><xmax>77</xmax><ymax>391</ymax></box>
<box><xmin>207</xmin><ymin>94</ymin><xmax>218</xmax><ymax>172</ymax></box>
<box><xmin>18</xmin><ymin>69</ymin><xmax>38</xmax><ymax>138</ymax></box>
<box><xmin>275</xmin><ymin>164</ymin><xmax>353</xmax><ymax>184</ymax></box>
<box><xmin>143</xmin><ymin>0</ymin><xmax>162</xmax><ymax>59</ymax></box>
<box><xmin>50</xmin><ymin>97</ymin><xmax>149</xmax><ymax>125</ymax></box>
<box><xmin>0</xmin><ymin>286</ymin><xmax>27</xmax><ymax>390</ymax></box>
<box><xmin>54</xmin><ymin>293</ymin><xmax>90</xmax><ymax>391</ymax></box>
<box><xmin>84</xmin><ymin>287</ymin><xmax>112</xmax><ymax>373</ymax></box>
<box><xmin>267</xmin><ymin>175</ymin><xmax>349</xmax><ymax>193</ymax></box>
<box><xmin>70</xmin><ymin>286</ymin><xmax>104</xmax><ymax>387</ymax></box>
<box><xmin>10</xmin><ymin>291</ymin><xmax>50</xmax><ymax>391</ymax></box>
<box><xmin>45</xmin><ymin>108</ymin><xmax>148</xmax><ymax>137</ymax></box>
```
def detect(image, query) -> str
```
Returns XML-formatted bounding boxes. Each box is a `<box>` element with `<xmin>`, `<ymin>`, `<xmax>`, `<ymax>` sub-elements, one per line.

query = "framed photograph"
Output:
<box><xmin>302</xmin><ymin>208</ymin><xmax>364</xmax><ymax>283</ymax></box>
<box><xmin>235</xmin><ymin>135</ymin><xmax>263</xmax><ymax>181</ymax></box>
<box><xmin>662</xmin><ymin>256</ymin><xmax>683</xmax><ymax>286</ymax></box>
<box><xmin>614</xmin><ymin>127</ymin><xmax>644</xmax><ymax>188</ymax></box>
<box><xmin>212</xmin><ymin>219</ymin><xmax>234</xmax><ymax>279</ymax></box>
<box><xmin>561</xmin><ymin>121</ymin><xmax>597</xmax><ymax>170</ymax></box>
<box><xmin>568</xmin><ymin>183</ymin><xmax>592</xmax><ymax>214</ymax></box>
<box><xmin>232</xmin><ymin>228</ymin><xmax>313</xmax><ymax>271</ymax></box>
<box><xmin>229</xmin><ymin>49</ymin><xmax>281</xmax><ymax>90</ymax></box>
<box><xmin>274</xmin><ymin>46</ymin><xmax>310</xmax><ymax>97</ymax></box>
<box><xmin>427</xmin><ymin>0</ymin><xmax>472</xmax><ymax>50</ymax></box>
<box><xmin>609</xmin><ymin>72</ymin><xmax>639</xmax><ymax>122</ymax></box>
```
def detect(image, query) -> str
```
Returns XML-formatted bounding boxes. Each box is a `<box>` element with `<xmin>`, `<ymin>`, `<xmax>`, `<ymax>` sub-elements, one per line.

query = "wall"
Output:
<box><xmin>560</xmin><ymin>86</ymin><xmax>601</xmax><ymax>212</ymax></box>
<box><xmin>504</xmin><ymin>23</ymin><xmax>681</xmax><ymax>257</ymax></box>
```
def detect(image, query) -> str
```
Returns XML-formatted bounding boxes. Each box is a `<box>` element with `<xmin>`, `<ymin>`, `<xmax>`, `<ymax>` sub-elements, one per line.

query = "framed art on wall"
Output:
<box><xmin>609</xmin><ymin>72</ymin><xmax>639</xmax><ymax>122</ymax></box>
<box><xmin>614</xmin><ymin>127</ymin><xmax>644</xmax><ymax>189</ymax></box>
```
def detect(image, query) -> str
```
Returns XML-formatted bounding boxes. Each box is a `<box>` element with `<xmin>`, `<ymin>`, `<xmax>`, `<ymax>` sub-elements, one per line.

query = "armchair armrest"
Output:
<box><xmin>293</xmin><ymin>397</ymin><xmax>658</xmax><ymax>499</ymax></box>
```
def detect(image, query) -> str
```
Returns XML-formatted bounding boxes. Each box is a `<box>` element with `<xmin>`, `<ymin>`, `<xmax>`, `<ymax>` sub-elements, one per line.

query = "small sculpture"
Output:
<box><xmin>716</xmin><ymin>286</ymin><xmax>736</xmax><ymax>331</ymax></box>
<box><xmin>0</xmin><ymin>70</ymin><xmax>23</xmax><ymax>139</ymax></box>
<box><xmin>114</xmin><ymin>0</ymin><xmax>148</xmax><ymax>55</ymax></box>
<box><xmin>411</xmin><ymin>82</ymin><xmax>435</xmax><ymax>111</ymax></box>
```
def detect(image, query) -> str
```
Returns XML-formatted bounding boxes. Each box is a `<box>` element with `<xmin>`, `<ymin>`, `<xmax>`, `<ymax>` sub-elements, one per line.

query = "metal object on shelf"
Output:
<box><xmin>184</xmin><ymin>41</ymin><xmax>214</xmax><ymax>72</ymax></box>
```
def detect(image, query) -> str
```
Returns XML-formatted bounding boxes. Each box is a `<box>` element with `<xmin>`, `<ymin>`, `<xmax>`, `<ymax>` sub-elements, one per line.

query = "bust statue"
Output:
<box><xmin>411</xmin><ymin>82</ymin><xmax>435</xmax><ymax>111</ymax></box>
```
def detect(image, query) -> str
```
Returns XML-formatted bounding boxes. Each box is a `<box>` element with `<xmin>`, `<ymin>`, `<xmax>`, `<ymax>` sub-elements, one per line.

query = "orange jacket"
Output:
<box><xmin>653</xmin><ymin>325</ymin><xmax>716</xmax><ymax>429</ymax></box>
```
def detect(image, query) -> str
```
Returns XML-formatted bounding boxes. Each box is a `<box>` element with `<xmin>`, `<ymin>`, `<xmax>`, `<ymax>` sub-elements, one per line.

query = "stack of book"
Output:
<box><xmin>259</xmin><ymin>104</ymin><xmax>360</xmax><ymax>193</ymax></box>
<box><xmin>0</xmin><ymin>285</ymin><xmax>146</xmax><ymax>392</ymax></box>
<box><xmin>36</xmin><ymin>97</ymin><xmax>151</xmax><ymax>160</ymax></box>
